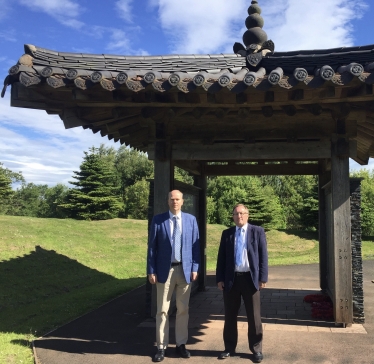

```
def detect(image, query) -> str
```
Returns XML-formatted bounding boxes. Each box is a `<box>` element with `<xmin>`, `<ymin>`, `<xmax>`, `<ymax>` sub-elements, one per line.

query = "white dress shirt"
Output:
<box><xmin>235</xmin><ymin>224</ymin><xmax>250</xmax><ymax>272</ymax></box>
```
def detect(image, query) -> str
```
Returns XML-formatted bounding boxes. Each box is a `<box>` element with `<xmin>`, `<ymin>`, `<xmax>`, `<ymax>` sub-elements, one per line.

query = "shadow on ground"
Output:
<box><xmin>0</xmin><ymin>246</ymin><xmax>144</xmax><ymax>349</ymax></box>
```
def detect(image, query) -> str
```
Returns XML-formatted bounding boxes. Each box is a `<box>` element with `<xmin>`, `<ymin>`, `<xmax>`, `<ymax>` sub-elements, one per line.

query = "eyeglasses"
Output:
<box><xmin>233</xmin><ymin>212</ymin><xmax>248</xmax><ymax>216</ymax></box>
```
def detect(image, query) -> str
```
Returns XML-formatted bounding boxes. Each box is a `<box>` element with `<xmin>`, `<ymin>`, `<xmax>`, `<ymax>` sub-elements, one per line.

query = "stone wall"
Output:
<box><xmin>350</xmin><ymin>178</ymin><xmax>365</xmax><ymax>323</ymax></box>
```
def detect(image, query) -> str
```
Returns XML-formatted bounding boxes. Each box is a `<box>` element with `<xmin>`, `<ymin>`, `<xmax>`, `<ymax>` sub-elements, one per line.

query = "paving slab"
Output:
<box><xmin>33</xmin><ymin>261</ymin><xmax>374</xmax><ymax>364</ymax></box>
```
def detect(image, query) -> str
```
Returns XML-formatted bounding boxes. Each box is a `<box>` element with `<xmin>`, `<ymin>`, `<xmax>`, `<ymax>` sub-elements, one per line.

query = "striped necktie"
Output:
<box><xmin>173</xmin><ymin>216</ymin><xmax>182</xmax><ymax>261</ymax></box>
<box><xmin>235</xmin><ymin>228</ymin><xmax>244</xmax><ymax>267</ymax></box>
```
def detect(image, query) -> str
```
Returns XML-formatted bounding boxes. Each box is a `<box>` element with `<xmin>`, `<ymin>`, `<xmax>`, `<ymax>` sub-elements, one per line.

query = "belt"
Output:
<box><xmin>235</xmin><ymin>271</ymin><xmax>250</xmax><ymax>276</ymax></box>
<box><xmin>171</xmin><ymin>262</ymin><xmax>182</xmax><ymax>266</ymax></box>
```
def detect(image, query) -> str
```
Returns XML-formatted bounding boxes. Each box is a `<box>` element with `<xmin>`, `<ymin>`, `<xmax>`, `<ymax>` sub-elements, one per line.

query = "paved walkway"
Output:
<box><xmin>34</xmin><ymin>262</ymin><xmax>374</xmax><ymax>364</ymax></box>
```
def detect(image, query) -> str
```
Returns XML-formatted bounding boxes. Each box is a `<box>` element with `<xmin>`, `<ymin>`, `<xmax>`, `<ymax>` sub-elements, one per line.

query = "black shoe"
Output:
<box><xmin>253</xmin><ymin>352</ymin><xmax>263</xmax><ymax>363</ymax></box>
<box><xmin>176</xmin><ymin>344</ymin><xmax>190</xmax><ymax>358</ymax></box>
<box><xmin>219</xmin><ymin>351</ymin><xmax>235</xmax><ymax>359</ymax></box>
<box><xmin>153</xmin><ymin>349</ymin><xmax>165</xmax><ymax>362</ymax></box>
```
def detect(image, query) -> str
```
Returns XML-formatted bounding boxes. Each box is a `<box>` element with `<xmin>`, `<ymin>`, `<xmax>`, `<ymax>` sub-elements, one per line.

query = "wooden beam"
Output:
<box><xmin>62</xmin><ymin>108</ymin><xmax>91</xmax><ymax>129</ymax></box>
<box><xmin>118</xmin><ymin>123</ymin><xmax>145</xmax><ymax>137</ymax></box>
<box><xmin>174</xmin><ymin>160</ymin><xmax>201</xmax><ymax>175</ymax></box>
<box><xmin>106</xmin><ymin>116</ymin><xmax>144</xmax><ymax>133</ymax></box>
<box><xmin>204</xmin><ymin>163</ymin><xmax>319</xmax><ymax>176</ymax></box>
<box><xmin>166</xmin><ymin>141</ymin><xmax>332</xmax><ymax>160</ymax></box>
<box><xmin>358</xmin><ymin>122</ymin><xmax>374</xmax><ymax>136</ymax></box>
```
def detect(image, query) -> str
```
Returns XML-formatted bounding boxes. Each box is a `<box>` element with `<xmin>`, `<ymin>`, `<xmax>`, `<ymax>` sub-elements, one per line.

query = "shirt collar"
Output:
<box><xmin>169</xmin><ymin>211</ymin><xmax>182</xmax><ymax>219</ymax></box>
<box><xmin>236</xmin><ymin>224</ymin><xmax>248</xmax><ymax>233</ymax></box>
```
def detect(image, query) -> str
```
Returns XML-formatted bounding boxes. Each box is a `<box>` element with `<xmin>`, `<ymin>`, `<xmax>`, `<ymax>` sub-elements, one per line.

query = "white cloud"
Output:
<box><xmin>115</xmin><ymin>0</ymin><xmax>134</xmax><ymax>23</ymax></box>
<box><xmin>350</xmin><ymin>158</ymin><xmax>374</xmax><ymax>173</ymax></box>
<box><xmin>107</xmin><ymin>27</ymin><xmax>149</xmax><ymax>55</ymax></box>
<box><xmin>0</xmin><ymin>0</ymin><xmax>11</xmax><ymax>21</ymax></box>
<box><xmin>18</xmin><ymin>0</ymin><xmax>81</xmax><ymax>17</ymax></box>
<box><xmin>18</xmin><ymin>0</ymin><xmax>84</xmax><ymax>29</ymax></box>
<box><xmin>152</xmin><ymin>0</ymin><xmax>368</xmax><ymax>54</ymax></box>
<box><xmin>263</xmin><ymin>0</ymin><xmax>368</xmax><ymax>51</ymax></box>
<box><xmin>89</xmin><ymin>25</ymin><xmax>148</xmax><ymax>55</ymax></box>
<box><xmin>154</xmin><ymin>0</ymin><xmax>248</xmax><ymax>54</ymax></box>
<box><xmin>0</xmin><ymin>95</ymin><xmax>118</xmax><ymax>186</ymax></box>
<box><xmin>0</xmin><ymin>29</ymin><xmax>17</xmax><ymax>42</ymax></box>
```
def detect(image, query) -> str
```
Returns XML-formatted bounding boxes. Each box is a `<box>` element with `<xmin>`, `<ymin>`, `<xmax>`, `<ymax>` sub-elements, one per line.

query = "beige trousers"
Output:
<box><xmin>156</xmin><ymin>265</ymin><xmax>191</xmax><ymax>349</ymax></box>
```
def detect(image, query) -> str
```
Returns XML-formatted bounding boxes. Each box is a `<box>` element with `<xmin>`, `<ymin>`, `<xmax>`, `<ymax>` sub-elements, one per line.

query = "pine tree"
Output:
<box><xmin>207</xmin><ymin>175</ymin><xmax>285</xmax><ymax>229</ymax></box>
<box><xmin>0</xmin><ymin>170</ymin><xmax>13</xmax><ymax>200</ymax></box>
<box><xmin>0</xmin><ymin>165</ymin><xmax>13</xmax><ymax>214</ymax></box>
<box><xmin>59</xmin><ymin>148</ymin><xmax>122</xmax><ymax>220</ymax></box>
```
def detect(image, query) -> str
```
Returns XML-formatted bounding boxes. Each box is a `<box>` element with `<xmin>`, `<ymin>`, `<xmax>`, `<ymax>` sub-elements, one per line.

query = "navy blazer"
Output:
<box><xmin>216</xmin><ymin>223</ymin><xmax>268</xmax><ymax>291</ymax></box>
<box><xmin>147</xmin><ymin>211</ymin><xmax>200</xmax><ymax>284</ymax></box>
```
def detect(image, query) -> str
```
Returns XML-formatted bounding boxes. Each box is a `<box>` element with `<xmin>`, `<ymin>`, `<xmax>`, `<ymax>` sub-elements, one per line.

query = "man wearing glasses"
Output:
<box><xmin>216</xmin><ymin>204</ymin><xmax>268</xmax><ymax>363</ymax></box>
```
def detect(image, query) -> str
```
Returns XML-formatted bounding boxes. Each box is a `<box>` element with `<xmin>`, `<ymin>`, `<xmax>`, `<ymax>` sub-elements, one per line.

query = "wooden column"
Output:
<box><xmin>331</xmin><ymin>137</ymin><xmax>353</xmax><ymax>325</ymax></box>
<box><xmin>194</xmin><ymin>163</ymin><xmax>207</xmax><ymax>291</ymax></box>
<box><xmin>154</xmin><ymin>141</ymin><xmax>174</xmax><ymax>214</ymax></box>
<box><xmin>318</xmin><ymin>162</ymin><xmax>330</xmax><ymax>291</ymax></box>
<box><xmin>149</xmin><ymin>140</ymin><xmax>174</xmax><ymax>317</ymax></box>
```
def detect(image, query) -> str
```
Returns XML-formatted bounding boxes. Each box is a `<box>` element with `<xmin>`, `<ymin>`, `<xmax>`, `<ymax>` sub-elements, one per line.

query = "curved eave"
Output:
<box><xmin>3</xmin><ymin>44</ymin><xmax>374</xmax><ymax>162</ymax></box>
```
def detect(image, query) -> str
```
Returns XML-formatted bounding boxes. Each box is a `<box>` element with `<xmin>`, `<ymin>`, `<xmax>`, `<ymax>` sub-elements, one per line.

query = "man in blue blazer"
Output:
<box><xmin>147</xmin><ymin>190</ymin><xmax>200</xmax><ymax>362</ymax></box>
<box><xmin>216</xmin><ymin>204</ymin><xmax>268</xmax><ymax>363</ymax></box>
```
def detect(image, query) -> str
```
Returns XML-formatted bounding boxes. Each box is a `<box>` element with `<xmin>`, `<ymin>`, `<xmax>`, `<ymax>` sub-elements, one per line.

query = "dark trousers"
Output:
<box><xmin>223</xmin><ymin>273</ymin><xmax>263</xmax><ymax>354</ymax></box>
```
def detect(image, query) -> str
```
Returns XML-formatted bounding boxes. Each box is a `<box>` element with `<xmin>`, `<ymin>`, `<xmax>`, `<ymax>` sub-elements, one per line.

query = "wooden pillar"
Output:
<box><xmin>331</xmin><ymin>137</ymin><xmax>353</xmax><ymax>325</ymax></box>
<box><xmin>154</xmin><ymin>141</ymin><xmax>174</xmax><ymax>214</ymax></box>
<box><xmin>149</xmin><ymin>140</ymin><xmax>174</xmax><ymax>317</ymax></box>
<box><xmin>194</xmin><ymin>163</ymin><xmax>207</xmax><ymax>291</ymax></box>
<box><xmin>318</xmin><ymin>162</ymin><xmax>330</xmax><ymax>291</ymax></box>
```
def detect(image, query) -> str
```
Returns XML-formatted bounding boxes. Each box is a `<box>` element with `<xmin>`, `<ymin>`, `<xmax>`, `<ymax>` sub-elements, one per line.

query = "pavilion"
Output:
<box><xmin>3</xmin><ymin>0</ymin><xmax>372</xmax><ymax>326</ymax></box>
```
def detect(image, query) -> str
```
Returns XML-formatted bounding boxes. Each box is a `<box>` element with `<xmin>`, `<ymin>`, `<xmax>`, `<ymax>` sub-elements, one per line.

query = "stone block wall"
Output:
<box><xmin>350</xmin><ymin>178</ymin><xmax>365</xmax><ymax>323</ymax></box>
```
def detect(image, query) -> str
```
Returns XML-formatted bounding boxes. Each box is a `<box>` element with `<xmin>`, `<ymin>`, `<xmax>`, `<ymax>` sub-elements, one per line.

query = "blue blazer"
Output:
<box><xmin>147</xmin><ymin>211</ymin><xmax>200</xmax><ymax>284</ymax></box>
<box><xmin>216</xmin><ymin>223</ymin><xmax>268</xmax><ymax>291</ymax></box>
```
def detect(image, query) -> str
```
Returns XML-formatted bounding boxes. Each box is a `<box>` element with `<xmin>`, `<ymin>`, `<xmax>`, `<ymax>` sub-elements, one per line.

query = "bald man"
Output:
<box><xmin>147</xmin><ymin>190</ymin><xmax>200</xmax><ymax>362</ymax></box>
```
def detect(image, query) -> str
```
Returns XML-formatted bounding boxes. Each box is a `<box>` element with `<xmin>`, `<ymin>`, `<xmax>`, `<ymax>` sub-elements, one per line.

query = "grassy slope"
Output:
<box><xmin>1</xmin><ymin>216</ymin><xmax>373</xmax><ymax>363</ymax></box>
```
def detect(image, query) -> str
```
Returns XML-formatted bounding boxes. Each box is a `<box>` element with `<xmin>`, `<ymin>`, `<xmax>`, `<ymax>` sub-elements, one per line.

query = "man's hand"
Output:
<box><xmin>148</xmin><ymin>274</ymin><xmax>157</xmax><ymax>284</ymax></box>
<box><xmin>259</xmin><ymin>281</ymin><xmax>266</xmax><ymax>290</ymax></box>
<box><xmin>191</xmin><ymin>272</ymin><xmax>198</xmax><ymax>281</ymax></box>
<box><xmin>217</xmin><ymin>281</ymin><xmax>224</xmax><ymax>291</ymax></box>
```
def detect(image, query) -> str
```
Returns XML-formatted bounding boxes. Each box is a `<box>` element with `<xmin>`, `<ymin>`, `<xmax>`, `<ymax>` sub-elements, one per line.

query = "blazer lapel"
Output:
<box><xmin>229</xmin><ymin>226</ymin><xmax>236</xmax><ymax>249</ymax></box>
<box><xmin>163</xmin><ymin>212</ymin><xmax>172</xmax><ymax>245</ymax></box>
<box><xmin>181</xmin><ymin>212</ymin><xmax>186</xmax><ymax>245</ymax></box>
<box><xmin>246</xmin><ymin>223</ymin><xmax>254</xmax><ymax>255</ymax></box>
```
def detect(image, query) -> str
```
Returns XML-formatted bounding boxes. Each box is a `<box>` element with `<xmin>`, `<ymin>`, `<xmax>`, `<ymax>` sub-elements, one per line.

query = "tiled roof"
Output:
<box><xmin>2</xmin><ymin>44</ymin><xmax>374</xmax><ymax>97</ymax></box>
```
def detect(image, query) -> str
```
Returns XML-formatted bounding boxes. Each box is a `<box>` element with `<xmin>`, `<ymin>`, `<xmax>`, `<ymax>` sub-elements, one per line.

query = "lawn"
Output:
<box><xmin>0</xmin><ymin>215</ymin><xmax>373</xmax><ymax>363</ymax></box>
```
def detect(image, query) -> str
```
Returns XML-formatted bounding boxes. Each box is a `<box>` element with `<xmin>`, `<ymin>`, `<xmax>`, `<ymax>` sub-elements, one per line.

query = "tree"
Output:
<box><xmin>6</xmin><ymin>183</ymin><xmax>49</xmax><ymax>217</ymax></box>
<box><xmin>114</xmin><ymin>146</ymin><xmax>153</xmax><ymax>196</ymax></box>
<box><xmin>0</xmin><ymin>162</ymin><xmax>25</xmax><ymax>185</ymax></box>
<box><xmin>261</xmin><ymin>174</ymin><xmax>318</xmax><ymax>229</ymax></box>
<box><xmin>60</xmin><ymin>147</ymin><xmax>122</xmax><ymax>220</ymax></box>
<box><xmin>298</xmin><ymin>181</ymin><xmax>319</xmax><ymax>230</ymax></box>
<box><xmin>351</xmin><ymin>169</ymin><xmax>374</xmax><ymax>236</ymax></box>
<box><xmin>0</xmin><ymin>164</ymin><xmax>13</xmax><ymax>213</ymax></box>
<box><xmin>124</xmin><ymin>179</ymin><xmax>150</xmax><ymax>219</ymax></box>
<box><xmin>207</xmin><ymin>176</ymin><xmax>285</xmax><ymax>229</ymax></box>
<box><xmin>42</xmin><ymin>184</ymin><xmax>70</xmax><ymax>218</ymax></box>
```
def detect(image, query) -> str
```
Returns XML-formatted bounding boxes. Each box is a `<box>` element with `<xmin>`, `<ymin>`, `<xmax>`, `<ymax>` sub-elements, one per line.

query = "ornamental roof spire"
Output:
<box><xmin>234</xmin><ymin>0</ymin><xmax>275</xmax><ymax>68</ymax></box>
<box><xmin>243</xmin><ymin>0</ymin><xmax>267</xmax><ymax>48</ymax></box>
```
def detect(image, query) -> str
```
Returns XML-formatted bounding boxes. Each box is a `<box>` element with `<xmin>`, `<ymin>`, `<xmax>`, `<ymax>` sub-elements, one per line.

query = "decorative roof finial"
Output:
<box><xmin>243</xmin><ymin>0</ymin><xmax>267</xmax><ymax>48</ymax></box>
<box><xmin>234</xmin><ymin>1</ymin><xmax>275</xmax><ymax>68</ymax></box>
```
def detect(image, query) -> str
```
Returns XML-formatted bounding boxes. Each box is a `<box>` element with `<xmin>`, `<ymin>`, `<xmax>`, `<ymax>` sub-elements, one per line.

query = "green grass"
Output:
<box><xmin>0</xmin><ymin>215</ymin><xmax>373</xmax><ymax>363</ymax></box>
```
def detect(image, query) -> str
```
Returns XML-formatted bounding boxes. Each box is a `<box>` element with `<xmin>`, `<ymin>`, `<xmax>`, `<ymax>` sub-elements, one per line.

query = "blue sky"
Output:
<box><xmin>1</xmin><ymin>0</ymin><xmax>374</xmax><ymax>186</ymax></box>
